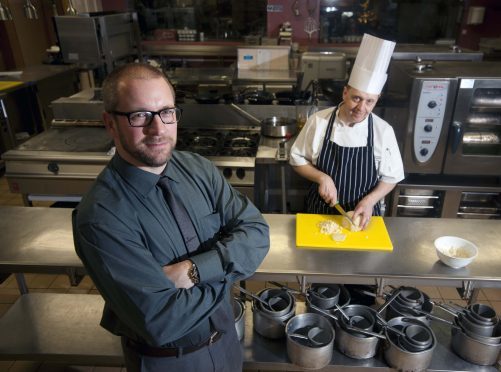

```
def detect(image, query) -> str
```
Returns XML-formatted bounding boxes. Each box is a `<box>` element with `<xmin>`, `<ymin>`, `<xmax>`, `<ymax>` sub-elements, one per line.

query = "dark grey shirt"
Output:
<box><xmin>73</xmin><ymin>151</ymin><xmax>269</xmax><ymax>347</ymax></box>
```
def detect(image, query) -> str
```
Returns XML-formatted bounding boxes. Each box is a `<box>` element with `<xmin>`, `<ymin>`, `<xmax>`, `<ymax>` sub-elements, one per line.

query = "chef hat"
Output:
<box><xmin>348</xmin><ymin>34</ymin><xmax>396</xmax><ymax>95</ymax></box>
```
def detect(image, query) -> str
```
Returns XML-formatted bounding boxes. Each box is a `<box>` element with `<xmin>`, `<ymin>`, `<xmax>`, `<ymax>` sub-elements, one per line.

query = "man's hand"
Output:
<box><xmin>318</xmin><ymin>174</ymin><xmax>338</xmax><ymax>207</ymax></box>
<box><xmin>162</xmin><ymin>260</ymin><xmax>194</xmax><ymax>289</ymax></box>
<box><xmin>353</xmin><ymin>198</ymin><xmax>375</xmax><ymax>230</ymax></box>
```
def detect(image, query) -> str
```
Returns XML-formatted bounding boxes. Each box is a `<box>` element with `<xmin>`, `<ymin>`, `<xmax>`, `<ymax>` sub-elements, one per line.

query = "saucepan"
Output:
<box><xmin>286</xmin><ymin>313</ymin><xmax>335</xmax><ymax>369</ymax></box>
<box><xmin>232</xmin><ymin>297</ymin><xmax>245</xmax><ymax>341</ymax></box>
<box><xmin>235</xmin><ymin>286</ymin><xmax>296</xmax><ymax>339</ymax></box>
<box><xmin>229</xmin><ymin>104</ymin><xmax>297</xmax><ymax>138</ymax></box>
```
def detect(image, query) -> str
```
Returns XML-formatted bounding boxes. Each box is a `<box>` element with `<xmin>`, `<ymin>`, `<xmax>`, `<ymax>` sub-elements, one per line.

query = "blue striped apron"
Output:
<box><xmin>306</xmin><ymin>107</ymin><xmax>381</xmax><ymax>216</ymax></box>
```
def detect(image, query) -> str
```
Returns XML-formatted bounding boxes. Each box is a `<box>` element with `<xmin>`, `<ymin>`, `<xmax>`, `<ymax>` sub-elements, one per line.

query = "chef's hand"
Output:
<box><xmin>162</xmin><ymin>260</ymin><xmax>194</xmax><ymax>289</ymax></box>
<box><xmin>353</xmin><ymin>198</ymin><xmax>375</xmax><ymax>230</ymax></box>
<box><xmin>318</xmin><ymin>174</ymin><xmax>338</xmax><ymax>207</ymax></box>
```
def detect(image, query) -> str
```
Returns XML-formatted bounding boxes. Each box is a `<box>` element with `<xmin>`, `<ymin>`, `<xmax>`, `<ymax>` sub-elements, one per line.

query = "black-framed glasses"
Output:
<box><xmin>111</xmin><ymin>107</ymin><xmax>183</xmax><ymax>127</ymax></box>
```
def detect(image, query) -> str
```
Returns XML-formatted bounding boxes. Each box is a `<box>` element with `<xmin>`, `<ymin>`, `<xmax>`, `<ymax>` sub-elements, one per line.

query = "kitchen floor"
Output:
<box><xmin>1</xmin><ymin>174</ymin><xmax>501</xmax><ymax>371</ymax></box>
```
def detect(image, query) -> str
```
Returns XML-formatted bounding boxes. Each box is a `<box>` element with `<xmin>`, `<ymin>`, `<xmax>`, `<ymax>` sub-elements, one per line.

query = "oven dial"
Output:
<box><xmin>48</xmin><ymin>161</ymin><xmax>59</xmax><ymax>174</ymax></box>
<box><xmin>236</xmin><ymin>168</ymin><xmax>245</xmax><ymax>179</ymax></box>
<box><xmin>424</xmin><ymin>124</ymin><xmax>433</xmax><ymax>132</ymax></box>
<box><xmin>223</xmin><ymin>168</ymin><xmax>232</xmax><ymax>179</ymax></box>
<box><xmin>427</xmin><ymin>100</ymin><xmax>437</xmax><ymax>108</ymax></box>
<box><xmin>420</xmin><ymin>148</ymin><xmax>429</xmax><ymax>156</ymax></box>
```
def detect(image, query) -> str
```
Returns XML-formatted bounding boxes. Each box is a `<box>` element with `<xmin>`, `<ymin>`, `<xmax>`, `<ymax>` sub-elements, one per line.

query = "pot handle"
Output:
<box><xmin>377</xmin><ymin>287</ymin><xmax>402</xmax><ymax>314</ymax></box>
<box><xmin>229</xmin><ymin>103</ymin><xmax>261</xmax><ymax>125</ymax></box>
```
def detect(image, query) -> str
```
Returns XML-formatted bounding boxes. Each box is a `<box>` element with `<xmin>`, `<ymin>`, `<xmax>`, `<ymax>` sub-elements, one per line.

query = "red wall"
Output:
<box><xmin>266</xmin><ymin>0</ymin><xmax>320</xmax><ymax>44</ymax></box>
<box><xmin>457</xmin><ymin>0</ymin><xmax>501</xmax><ymax>50</ymax></box>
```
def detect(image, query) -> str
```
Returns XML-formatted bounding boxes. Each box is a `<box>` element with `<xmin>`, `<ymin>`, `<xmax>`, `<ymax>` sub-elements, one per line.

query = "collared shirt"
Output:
<box><xmin>73</xmin><ymin>151</ymin><xmax>270</xmax><ymax>347</ymax></box>
<box><xmin>290</xmin><ymin>107</ymin><xmax>405</xmax><ymax>184</ymax></box>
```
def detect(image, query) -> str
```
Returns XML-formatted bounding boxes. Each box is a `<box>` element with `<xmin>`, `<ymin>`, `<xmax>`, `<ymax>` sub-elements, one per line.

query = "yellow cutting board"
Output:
<box><xmin>296</xmin><ymin>213</ymin><xmax>393</xmax><ymax>252</ymax></box>
<box><xmin>0</xmin><ymin>81</ymin><xmax>23</xmax><ymax>92</ymax></box>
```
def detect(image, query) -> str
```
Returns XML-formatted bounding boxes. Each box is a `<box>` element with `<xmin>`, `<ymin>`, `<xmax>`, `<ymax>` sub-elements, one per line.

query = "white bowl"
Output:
<box><xmin>434</xmin><ymin>236</ymin><xmax>478</xmax><ymax>269</ymax></box>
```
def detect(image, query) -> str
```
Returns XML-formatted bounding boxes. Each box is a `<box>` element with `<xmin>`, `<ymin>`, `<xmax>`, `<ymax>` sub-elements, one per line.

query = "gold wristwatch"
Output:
<box><xmin>188</xmin><ymin>261</ymin><xmax>200</xmax><ymax>284</ymax></box>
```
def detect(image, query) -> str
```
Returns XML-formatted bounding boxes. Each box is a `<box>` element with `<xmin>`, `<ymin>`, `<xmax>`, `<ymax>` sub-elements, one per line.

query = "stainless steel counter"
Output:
<box><xmin>257</xmin><ymin>215</ymin><xmax>501</xmax><ymax>292</ymax></box>
<box><xmin>1</xmin><ymin>207</ymin><xmax>501</xmax><ymax>294</ymax></box>
<box><xmin>1</xmin><ymin>207</ymin><xmax>501</xmax><ymax>369</ymax></box>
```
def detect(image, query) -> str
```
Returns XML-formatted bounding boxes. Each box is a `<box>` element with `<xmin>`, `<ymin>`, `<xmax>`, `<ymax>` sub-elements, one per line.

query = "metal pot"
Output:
<box><xmin>308</xmin><ymin>284</ymin><xmax>341</xmax><ymax>309</ymax></box>
<box><xmin>451</xmin><ymin>321</ymin><xmax>501</xmax><ymax>365</ymax></box>
<box><xmin>252</xmin><ymin>288</ymin><xmax>296</xmax><ymax>339</ymax></box>
<box><xmin>244</xmin><ymin>90</ymin><xmax>274</xmax><ymax>105</ymax></box>
<box><xmin>457</xmin><ymin>311</ymin><xmax>497</xmax><ymax>337</ymax></box>
<box><xmin>306</xmin><ymin>284</ymin><xmax>350</xmax><ymax>325</ymax></box>
<box><xmin>232</xmin><ymin>297</ymin><xmax>245</xmax><ymax>341</ymax></box>
<box><xmin>467</xmin><ymin>303</ymin><xmax>498</xmax><ymax>325</ymax></box>
<box><xmin>256</xmin><ymin>288</ymin><xmax>294</xmax><ymax>316</ymax></box>
<box><xmin>286</xmin><ymin>313</ymin><xmax>334</xmax><ymax>370</ymax></box>
<box><xmin>337</xmin><ymin>304</ymin><xmax>376</xmax><ymax>336</ymax></box>
<box><xmin>334</xmin><ymin>319</ymin><xmax>381</xmax><ymax>360</ymax></box>
<box><xmin>261</xmin><ymin>116</ymin><xmax>297</xmax><ymax>138</ymax></box>
<box><xmin>386</xmin><ymin>287</ymin><xmax>433</xmax><ymax>326</ymax></box>
<box><xmin>383</xmin><ymin>317</ymin><xmax>436</xmax><ymax>372</ymax></box>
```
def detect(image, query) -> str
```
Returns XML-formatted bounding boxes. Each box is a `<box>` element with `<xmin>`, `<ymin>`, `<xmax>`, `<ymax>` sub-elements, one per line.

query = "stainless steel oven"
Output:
<box><xmin>388</xmin><ymin>175</ymin><xmax>501</xmax><ymax>219</ymax></box>
<box><xmin>3</xmin><ymin>89</ymin><xmax>261</xmax><ymax>204</ymax></box>
<box><xmin>384</xmin><ymin>60</ymin><xmax>501</xmax><ymax>176</ymax></box>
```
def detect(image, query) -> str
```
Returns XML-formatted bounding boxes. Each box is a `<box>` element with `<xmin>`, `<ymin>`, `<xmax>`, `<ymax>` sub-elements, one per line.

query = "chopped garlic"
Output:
<box><xmin>318</xmin><ymin>220</ymin><xmax>342</xmax><ymax>235</ymax></box>
<box><xmin>331</xmin><ymin>232</ymin><xmax>347</xmax><ymax>242</ymax></box>
<box><xmin>318</xmin><ymin>220</ymin><xmax>346</xmax><ymax>242</ymax></box>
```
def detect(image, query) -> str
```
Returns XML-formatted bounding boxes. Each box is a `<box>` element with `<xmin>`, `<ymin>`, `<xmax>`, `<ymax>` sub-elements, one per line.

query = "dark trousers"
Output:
<box><xmin>121</xmin><ymin>302</ymin><xmax>243</xmax><ymax>372</ymax></box>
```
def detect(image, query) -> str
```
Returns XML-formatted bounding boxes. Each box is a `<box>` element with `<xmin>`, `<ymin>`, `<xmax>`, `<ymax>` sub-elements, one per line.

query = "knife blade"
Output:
<box><xmin>334</xmin><ymin>203</ymin><xmax>355</xmax><ymax>226</ymax></box>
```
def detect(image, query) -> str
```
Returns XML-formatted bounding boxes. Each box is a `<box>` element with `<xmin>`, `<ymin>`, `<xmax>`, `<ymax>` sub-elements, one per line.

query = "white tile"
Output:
<box><xmin>48</xmin><ymin>275</ymin><xmax>72</xmax><ymax>289</ymax></box>
<box><xmin>437</xmin><ymin>287</ymin><xmax>462</xmax><ymax>300</ymax></box>
<box><xmin>415</xmin><ymin>286</ymin><xmax>441</xmax><ymax>299</ymax></box>
<box><xmin>27</xmin><ymin>274</ymin><xmax>56</xmax><ymax>289</ymax></box>
<box><xmin>481</xmin><ymin>288</ymin><xmax>501</xmax><ymax>301</ymax></box>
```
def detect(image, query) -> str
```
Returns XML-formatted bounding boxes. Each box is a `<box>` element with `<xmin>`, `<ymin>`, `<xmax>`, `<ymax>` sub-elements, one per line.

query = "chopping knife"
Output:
<box><xmin>333</xmin><ymin>203</ymin><xmax>356</xmax><ymax>227</ymax></box>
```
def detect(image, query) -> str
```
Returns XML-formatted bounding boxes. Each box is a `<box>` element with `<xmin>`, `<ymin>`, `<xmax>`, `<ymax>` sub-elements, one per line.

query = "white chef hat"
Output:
<box><xmin>348</xmin><ymin>34</ymin><xmax>396</xmax><ymax>95</ymax></box>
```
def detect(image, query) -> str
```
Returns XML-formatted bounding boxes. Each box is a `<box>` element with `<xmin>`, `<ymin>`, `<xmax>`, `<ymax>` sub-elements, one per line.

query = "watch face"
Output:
<box><xmin>189</xmin><ymin>263</ymin><xmax>199</xmax><ymax>284</ymax></box>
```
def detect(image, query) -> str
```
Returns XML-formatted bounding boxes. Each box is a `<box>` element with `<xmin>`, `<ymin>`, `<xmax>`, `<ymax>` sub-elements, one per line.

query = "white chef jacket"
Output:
<box><xmin>290</xmin><ymin>107</ymin><xmax>405</xmax><ymax>184</ymax></box>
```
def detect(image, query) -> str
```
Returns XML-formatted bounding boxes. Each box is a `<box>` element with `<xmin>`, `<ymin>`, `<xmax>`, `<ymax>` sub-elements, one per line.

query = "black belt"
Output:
<box><xmin>126</xmin><ymin>331</ymin><xmax>222</xmax><ymax>358</ymax></box>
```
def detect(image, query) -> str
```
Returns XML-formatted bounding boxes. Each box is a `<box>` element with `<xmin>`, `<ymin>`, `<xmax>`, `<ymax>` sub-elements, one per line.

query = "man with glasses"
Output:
<box><xmin>72</xmin><ymin>63</ymin><xmax>270</xmax><ymax>371</ymax></box>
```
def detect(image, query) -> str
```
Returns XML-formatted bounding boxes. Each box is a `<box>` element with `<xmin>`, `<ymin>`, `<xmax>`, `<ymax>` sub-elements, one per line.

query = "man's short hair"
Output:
<box><xmin>102</xmin><ymin>63</ymin><xmax>173</xmax><ymax>112</ymax></box>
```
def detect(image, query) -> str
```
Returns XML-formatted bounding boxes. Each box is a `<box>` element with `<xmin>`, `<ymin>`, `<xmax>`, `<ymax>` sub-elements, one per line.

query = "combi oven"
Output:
<box><xmin>384</xmin><ymin>60</ymin><xmax>501</xmax><ymax>176</ymax></box>
<box><xmin>383</xmin><ymin>61</ymin><xmax>501</xmax><ymax>219</ymax></box>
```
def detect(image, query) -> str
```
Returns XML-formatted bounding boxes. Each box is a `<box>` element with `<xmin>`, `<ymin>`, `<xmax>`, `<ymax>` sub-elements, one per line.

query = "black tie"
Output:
<box><xmin>158</xmin><ymin>176</ymin><xmax>200</xmax><ymax>254</ymax></box>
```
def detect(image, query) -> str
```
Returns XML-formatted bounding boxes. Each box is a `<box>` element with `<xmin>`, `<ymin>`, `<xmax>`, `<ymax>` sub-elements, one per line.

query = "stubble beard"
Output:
<box><xmin>120</xmin><ymin>131</ymin><xmax>176</xmax><ymax>168</ymax></box>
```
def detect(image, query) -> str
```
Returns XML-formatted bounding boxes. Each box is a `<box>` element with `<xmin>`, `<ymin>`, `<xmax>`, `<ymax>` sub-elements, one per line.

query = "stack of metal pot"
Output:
<box><xmin>334</xmin><ymin>304</ymin><xmax>383</xmax><ymax>360</ymax></box>
<box><xmin>285</xmin><ymin>313</ymin><xmax>335</xmax><ymax>369</ymax></box>
<box><xmin>447</xmin><ymin>302</ymin><xmax>501</xmax><ymax>365</ymax></box>
<box><xmin>252</xmin><ymin>288</ymin><xmax>296</xmax><ymax>339</ymax></box>
<box><xmin>385</xmin><ymin>286</ymin><xmax>434</xmax><ymax>325</ymax></box>
<box><xmin>383</xmin><ymin>317</ymin><xmax>437</xmax><ymax>371</ymax></box>
<box><xmin>306</xmin><ymin>283</ymin><xmax>381</xmax><ymax>360</ymax></box>
<box><xmin>306</xmin><ymin>283</ymin><xmax>350</xmax><ymax>323</ymax></box>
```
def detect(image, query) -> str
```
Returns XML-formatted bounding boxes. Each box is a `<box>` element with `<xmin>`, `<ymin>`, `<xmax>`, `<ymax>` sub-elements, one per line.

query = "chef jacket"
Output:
<box><xmin>290</xmin><ymin>107</ymin><xmax>404</xmax><ymax>184</ymax></box>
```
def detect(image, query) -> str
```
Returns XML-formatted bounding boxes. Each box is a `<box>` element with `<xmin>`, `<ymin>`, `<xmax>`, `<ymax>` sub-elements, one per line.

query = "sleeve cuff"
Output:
<box><xmin>190</xmin><ymin>250</ymin><xmax>224</xmax><ymax>283</ymax></box>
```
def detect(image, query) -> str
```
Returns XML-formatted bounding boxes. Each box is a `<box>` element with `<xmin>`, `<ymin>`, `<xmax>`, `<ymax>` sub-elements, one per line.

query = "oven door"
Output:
<box><xmin>444</xmin><ymin>78</ymin><xmax>501</xmax><ymax>176</ymax></box>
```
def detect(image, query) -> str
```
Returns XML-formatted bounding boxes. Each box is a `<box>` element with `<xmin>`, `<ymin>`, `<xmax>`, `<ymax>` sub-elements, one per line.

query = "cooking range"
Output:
<box><xmin>176</xmin><ymin>125</ymin><xmax>259</xmax><ymax>194</ymax></box>
<box><xmin>2</xmin><ymin>89</ymin><xmax>260</xmax><ymax>203</ymax></box>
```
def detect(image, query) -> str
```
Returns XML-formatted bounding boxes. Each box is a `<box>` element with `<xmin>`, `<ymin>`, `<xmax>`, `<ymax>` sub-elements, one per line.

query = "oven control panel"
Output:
<box><xmin>413</xmin><ymin>80</ymin><xmax>449</xmax><ymax>163</ymax></box>
<box><xmin>218</xmin><ymin>166</ymin><xmax>254</xmax><ymax>186</ymax></box>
